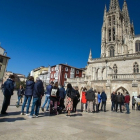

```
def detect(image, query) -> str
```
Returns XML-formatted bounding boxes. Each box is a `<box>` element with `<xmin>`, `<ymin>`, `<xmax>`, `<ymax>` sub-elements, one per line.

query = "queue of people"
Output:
<box><xmin>1</xmin><ymin>74</ymin><xmax>139</xmax><ymax>117</ymax></box>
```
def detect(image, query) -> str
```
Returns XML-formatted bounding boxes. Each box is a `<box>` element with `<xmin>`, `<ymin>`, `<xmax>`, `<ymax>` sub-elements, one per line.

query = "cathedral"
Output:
<box><xmin>66</xmin><ymin>0</ymin><xmax>140</xmax><ymax>100</ymax></box>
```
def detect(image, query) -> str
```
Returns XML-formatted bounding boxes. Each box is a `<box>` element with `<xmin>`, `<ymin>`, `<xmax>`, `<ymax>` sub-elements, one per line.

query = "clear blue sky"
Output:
<box><xmin>0</xmin><ymin>0</ymin><xmax>140</xmax><ymax>76</ymax></box>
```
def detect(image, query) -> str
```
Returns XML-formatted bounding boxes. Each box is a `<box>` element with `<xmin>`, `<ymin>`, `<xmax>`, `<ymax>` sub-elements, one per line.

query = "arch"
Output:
<box><xmin>115</xmin><ymin>87</ymin><xmax>129</xmax><ymax>94</ymax></box>
<box><xmin>110</xmin><ymin>46</ymin><xmax>115</xmax><ymax>57</ymax></box>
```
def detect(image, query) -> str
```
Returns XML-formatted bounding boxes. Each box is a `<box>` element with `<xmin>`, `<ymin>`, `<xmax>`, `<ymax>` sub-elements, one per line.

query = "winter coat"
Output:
<box><xmin>25</xmin><ymin>80</ymin><xmax>34</xmax><ymax>96</ymax></box>
<box><xmin>17</xmin><ymin>89</ymin><xmax>24</xmax><ymax>96</ymax></box>
<box><xmin>111</xmin><ymin>93</ymin><xmax>116</xmax><ymax>102</ymax></box>
<box><xmin>85</xmin><ymin>89</ymin><xmax>95</xmax><ymax>101</ymax></box>
<box><xmin>59</xmin><ymin>87</ymin><xmax>66</xmax><ymax>99</ymax></box>
<box><xmin>73</xmin><ymin>90</ymin><xmax>80</xmax><ymax>103</ymax></box>
<box><xmin>98</xmin><ymin>94</ymin><xmax>101</xmax><ymax>103</ymax></box>
<box><xmin>132</xmin><ymin>97</ymin><xmax>136</xmax><ymax>104</ymax></box>
<box><xmin>116</xmin><ymin>95</ymin><xmax>123</xmax><ymax>103</ymax></box>
<box><xmin>81</xmin><ymin>91</ymin><xmax>87</xmax><ymax>104</ymax></box>
<box><xmin>3</xmin><ymin>79</ymin><xmax>15</xmax><ymax>96</ymax></box>
<box><xmin>33</xmin><ymin>80</ymin><xmax>44</xmax><ymax>98</ymax></box>
<box><xmin>125</xmin><ymin>95</ymin><xmax>130</xmax><ymax>103</ymax></box>
<box><xmin>101</xmin><ymin>92</ymin><xmax>107</xmax><ymax>102</ymax></box>
<box><xmin>46</xmin><ymin>84</ymin><xmax>53</xmax><ymax>96</ymax></box>
<box><xmin>50</xmin><ymin>86</ymin><xmax>59</xmax><ymax>101</ymax></box>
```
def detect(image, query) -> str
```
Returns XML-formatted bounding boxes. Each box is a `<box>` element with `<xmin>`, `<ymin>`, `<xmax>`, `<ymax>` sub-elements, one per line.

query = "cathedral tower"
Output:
<box><xmin>101</xmin><ymin>0</ymin><xmax>135</xmax><ymax>58</ymax></box>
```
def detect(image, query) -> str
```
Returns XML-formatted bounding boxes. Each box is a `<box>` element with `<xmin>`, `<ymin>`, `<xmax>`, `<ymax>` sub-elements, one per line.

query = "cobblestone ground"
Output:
<box><xmin>0</xmin><ymin>90</ymin><xmax>140</xmax><ymax>140</ymax></box>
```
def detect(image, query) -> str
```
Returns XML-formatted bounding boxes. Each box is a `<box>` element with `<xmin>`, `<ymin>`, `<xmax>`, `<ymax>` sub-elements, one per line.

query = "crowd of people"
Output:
<box><xmin>1</xmin><ymin>74</ymin><xmax>140</xmax><ymax>117</ymax></box>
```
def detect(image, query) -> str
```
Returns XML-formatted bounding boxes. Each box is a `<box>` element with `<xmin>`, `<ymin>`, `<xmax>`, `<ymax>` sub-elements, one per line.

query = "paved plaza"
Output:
<box><xmin>0</xmin><ymin>91</ymin><xmax>140</xmax><ymax>140</ymax></box>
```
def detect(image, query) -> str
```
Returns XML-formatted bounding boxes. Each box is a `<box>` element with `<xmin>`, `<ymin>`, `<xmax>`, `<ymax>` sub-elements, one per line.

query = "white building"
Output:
<box><xmin>66</xmin><ymin>0</ymin><xmax>140</xmax><ymax>100</ymax></box>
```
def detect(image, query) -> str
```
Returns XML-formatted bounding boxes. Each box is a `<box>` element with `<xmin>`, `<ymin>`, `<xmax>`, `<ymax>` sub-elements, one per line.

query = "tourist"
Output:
<box><xmin>65</xmin><ymin>83</ymin><xmax>75</xmax><ymax>116</ymax></box>
<box><xmin>111</xmin><ymin>91</ymin><xmax>116</xmax><ymax>111</ymax></box>
<box><xmin>86</xmin><ymin>88</ymin><xmax>95</xmax><ymax>113</ymax></box>
<box><xmin>21</xmin><ymin>76</ymin><xmax>34</xmax><ymax>115</ymax></box>
<box><xmin>121</xmin><ymin>93</ymin><xmax>125</xmax><ymax>111</ymax></box>
<box><xmin>101</xmin><ymin>91</ymin><xmax>107</xmax><ymax>112</ymax></box>
<box><xmin>115</xmin><ymin>92</ymin><xmax>123</xmax><ymax>113</ymax></box>
<box><xmin>73</xmin><ymin>86</ymin><xmax>80</xmax><ymax>112</ymax></box>
<box><xmin>29</xmin><ymin>77</ymin><xmax>44</xmax><ymax>118</ymax></box>
<box><xmin>1</xmin><ymin>75</ymin><xmax>15</xmax><ymax>115</ymax></box>
<box><xmin>81</xmin><ymin>87</ymin><xmax>87</xmax><ymax>112</ymax></box>
<box><xmin>132</xmin><ymin>96</ymin><xmax>136</xmax><ymax>110</ymax></box>
<box><xmin>59</xmin><ymin>85</ymin><xmax>66</xmax><ymax>111</ymax></box>
<box><xmin>41</xmin><ymin>81</ymin><xmax>54</xmax><ymax>112</ymax></box>
<box><xmin>49</xmin><ymin>82</ymin><xmax>60</xmax><ymax>115</ymax></box>
<box><xmin>97</xmin><ymin>92</ymin><xmax>101</xmax><ymax>111</ymax></box>
<box><xmin>94</xmin><ymin>90</ymin><xmax>99</xmax><ymax>113</ymax></box>
<box><xmin>125</xmin><ymin>92</ymin><xmax>130</xmax><ymax>114</ymax></box>
<box><xmin>16</xmin><ymin>85</ymin><xmax>24</xmax><ymax>107</ymax></box>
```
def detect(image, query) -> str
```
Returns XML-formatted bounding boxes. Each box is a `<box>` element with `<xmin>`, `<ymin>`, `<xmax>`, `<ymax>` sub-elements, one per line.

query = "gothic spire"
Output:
<box><xmin>122</xmin><ymin>0</ymin><xmax>130</xmax><ymax>25</ymax></box>
<box><xmin>109</xmin><ymin>0</ymin><xmax>120</xmax><ymax>12</ymax></box>
<box><xmin>103</xmin><ymin>5</ymin><xmax>107</xmax><ymax>21</ymax></box>
<box><xmin>88</xmin><ymin>49</ymin><xmax>92</xmax><ymax>62</ymax></box>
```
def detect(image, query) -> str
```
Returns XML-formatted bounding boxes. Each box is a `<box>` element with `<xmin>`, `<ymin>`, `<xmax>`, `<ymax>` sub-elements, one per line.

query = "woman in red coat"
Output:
<box><xmin>81</xmin><ymin>87</ymin><xmax>87</xmax><ymax>112</ymax></box>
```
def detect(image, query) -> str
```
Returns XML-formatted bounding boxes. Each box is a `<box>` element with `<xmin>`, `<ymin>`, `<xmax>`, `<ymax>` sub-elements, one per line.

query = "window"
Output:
<box><xmin>70</xmin><ymin>73</ymin><xmax>74</xmax><ymax>78</ymax></box>
<box><xmin>0</xmin><ymin>65</ymin><xmax>2</xmax><ymax>71</ymax></box>
<box><xmin>64</xmin><ymin>73</ymin><xmax>67</xmax><ymax>79</ymax></box>
<box><xmin>110</xmin><ymin>46</ymin><xmax>115</xmax><ymax>57</ymax></box>
<box><xmin>65</xmin><ymin>67</ymin><xmax>68</xmax><ymax>71</ymax></box>
<box><xmin>71</xmin><ymin>68</ymin><xmax>75</xmax><ymax>73</ymax></box>
<box><xmin>108</xmin><ymin>17</ymin><xmax>111</xmax><ymax>26</ymax></box>
<box><xmin>76</xmin><ymin>70</ymin><xmax>79</xmax><ymax>74</ymax></box>
<box><xmin>51</xmin><ymin>74</ymin><xmax>54</xmax><ymax>78</ymax></box>
<box><xmin>113</xmin><ymin>28</ymin><xmax>115</xmax><ymax>41</ymax></box>
<box><xmin>113</xmin><ymin>16</ymin><xmax>115</xmax><ymax>25</ymax></box>
<box><xmin>0</xmin><ymin>58</ymin><xmax>3</xmax><ymax>63</ymax></box>
<box><xmin>133</xmin><ymin>62</ymin><xmax>139</xmax><ymax>73</ymax></box>
<box><xmin>135</xmin><ymin>40</ymin><xmax>140</xmax><ymax>52</ymax></box>
<box><xmin>109</xmin><ymin>29</ymin><xmax>111</xmax><ymax>41</ymax></box>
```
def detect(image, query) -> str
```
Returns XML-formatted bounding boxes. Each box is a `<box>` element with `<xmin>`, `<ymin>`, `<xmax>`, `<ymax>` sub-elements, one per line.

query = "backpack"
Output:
<box><xmin>67</xmin><ymin>89</ymin><xmax>76</xmax><ymax>99</ymax></box>
<box><xmin>51</xmin><ymin>89</ymin><xmax>57</xmax><ymax>97</ymax></box>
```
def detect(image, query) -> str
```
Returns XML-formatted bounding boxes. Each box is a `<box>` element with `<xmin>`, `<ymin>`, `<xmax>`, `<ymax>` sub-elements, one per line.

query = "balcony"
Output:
<box><xmin>108</xmin><ymin>73</ymin><xmax>140</xmax><ymax>81</ymax></box>
<box><xmin>66</xmin><ymin>77</ymin><xmax>85</xmax><ymax>83</ymax></box>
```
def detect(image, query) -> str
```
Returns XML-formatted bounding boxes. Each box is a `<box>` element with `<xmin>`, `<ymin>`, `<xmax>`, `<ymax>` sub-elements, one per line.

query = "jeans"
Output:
<box><xmin>111</xmin><ymin>101</ymin><xmax>115</xmax><ymax>111</ymax></box>
<box><xmin>17</xmin><ymin>96</ymin><xmax>22</xmax><ymax>106</ymax></box>
<box><xmin>30</xmin><ymin>97</ymin><xmax>41</xmax><ymax>116</ymax></box>
<box><xmin>116</xmin><ymin>102</ymin><xmax>122</xmax><ymax>112</ymax></box>
<box><xmin>101</xmin><ymin>101</ymin><xmax>106</xmax><ymax>111</ymax></box>
<box><xmin>21</xmin><ymin>95</ymin><xmax>32</xmax><ymax>114</ymax></box>
<box><xmin>42</xmin><ymin>95</ymin><xmax>50</xmax><ymax>110</ymax></box>
<box><xmin>1</xmin><ymin>95</ymin><xmax>11</xmax><ymax>113</ymax></box>
<box><xmin>125</xmin><ymin>103</ymin><xmax>130</xmax><ymax>113</ymax></box>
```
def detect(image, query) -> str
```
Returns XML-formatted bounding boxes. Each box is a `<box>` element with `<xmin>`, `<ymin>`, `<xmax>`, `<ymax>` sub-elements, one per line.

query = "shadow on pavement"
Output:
<box><xmin>70</xmin><ymin>113</ymin><xmax>83</xmax><ymax>117</ymax></box>
<box><xmin>0</xmin><ymin>117</ymin><xmax>25</xmax><ymax>122</ymax></box>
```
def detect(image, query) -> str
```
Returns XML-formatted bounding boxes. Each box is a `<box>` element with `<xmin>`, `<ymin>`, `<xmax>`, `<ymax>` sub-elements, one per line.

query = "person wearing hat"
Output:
<box><xmin>29</xmin><ymin>77</ymin><xmax>44</xmax><ymax>118</ymax></box>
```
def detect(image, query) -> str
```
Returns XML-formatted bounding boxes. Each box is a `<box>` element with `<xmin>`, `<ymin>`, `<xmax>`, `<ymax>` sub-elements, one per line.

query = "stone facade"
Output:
<box><xmin>66</xmin><ymin>0</ymin><xmax>140</xmax><ymax>101</ymax></box>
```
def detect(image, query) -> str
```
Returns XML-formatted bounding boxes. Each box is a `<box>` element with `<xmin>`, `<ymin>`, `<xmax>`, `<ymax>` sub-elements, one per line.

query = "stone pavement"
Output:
<box><xmin>0</xmin><ymin>90</ymin><xmax>140</xmax><ymax>140</ymax></box>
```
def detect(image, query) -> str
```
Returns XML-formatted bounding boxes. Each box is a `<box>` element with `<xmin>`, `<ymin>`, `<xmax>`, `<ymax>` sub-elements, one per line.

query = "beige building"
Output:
<box><xmin>66</xmin><ymin>0</ymin><xmax>140</xmax><ymax>101</ymax></box>
<box><xmin>0</xmin><ymin>46</ymin><xmax>10</xmax><ymax>85</ymax></box>
<box><xmin>30</xmin><ymin>66</ymin><xmax>49</xmax><ymax>81</ymax></box>
<box><xmin>3</xmin><ymin>71</ymin><xmax>26</xmax><ymax>83</ymax></box>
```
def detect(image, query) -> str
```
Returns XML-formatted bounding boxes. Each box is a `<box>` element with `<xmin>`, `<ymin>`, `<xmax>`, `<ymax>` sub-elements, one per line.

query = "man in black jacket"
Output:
<box><xmin>1</xmin><ymin>75</ymin><xmax>15</xmax><ymax>115</ymax></box>
<box><xmin>116</xmin><ymin>92</ymin><xmax>123</xmax><ymax>113</ymax></box>
<box><xmin>29</xmin><ymin>77</ymin><xmax>44</xmax><ymax>118</ymax></box>
<box><xmin>111</xmin><ymin>91</ymin><xmax>116</xmax><ymax>111</ymax></box>
<box><xmin>86</xmin><ymin>88</ymin><xmax>95</xmax><ymax>113</ymax></box>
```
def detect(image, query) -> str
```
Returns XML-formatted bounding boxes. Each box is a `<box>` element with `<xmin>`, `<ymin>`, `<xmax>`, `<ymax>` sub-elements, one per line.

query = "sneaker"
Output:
<box><xmin>16</xmin><ymin>105</ymin><xmax>19</xmax><ymax>108</ymax></box>
<box><xmin>21</xmin><ymin>113</ymin><xmax>24</xmax><ymax>115</ymax></box>
<box><xmin>41</xmin><ymin>107</ymin><xmax>44</xmax><ymax>112</ymax></box>
<box><xmin>26</xmin><ymin>113</ymin><xmax>30</xmax><ymax>116</ymax></box>
<box><xmin>29</xmin><ymin>115</ymin><xmax>33</xmax><ymax>118</ymax></box>
<box><xmin>35</xmin><ymin>115</ymin><xmax>38</xmax><ymax>118</ymax></box>
<box><xmin>1</xmin><ymin>112</ymin><xmax>8</xmax><ymax>115</ymax></box>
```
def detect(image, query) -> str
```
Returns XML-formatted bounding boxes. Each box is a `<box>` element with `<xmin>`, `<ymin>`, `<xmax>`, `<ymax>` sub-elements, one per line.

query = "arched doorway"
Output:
<box><xmin>115</xmin><ymin>87</ymin><xmax>129</xmax><ymax>94</ymax></box>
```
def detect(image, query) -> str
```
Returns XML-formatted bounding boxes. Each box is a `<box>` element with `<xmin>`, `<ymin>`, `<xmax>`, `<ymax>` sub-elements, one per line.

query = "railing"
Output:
<box><xmin>108</xmin><ymin>73</ymin><xmax>140</xmax><ymax>80</ymax></box>
<box><xmin>66</xmin><ymin>77</ymin><xmax>85</xmax><ymax>83</ymax></box>
<box><xmin>91</xmin><ymin>52</ymin><xmax>140</xmax><ymax>62</ymax></box>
